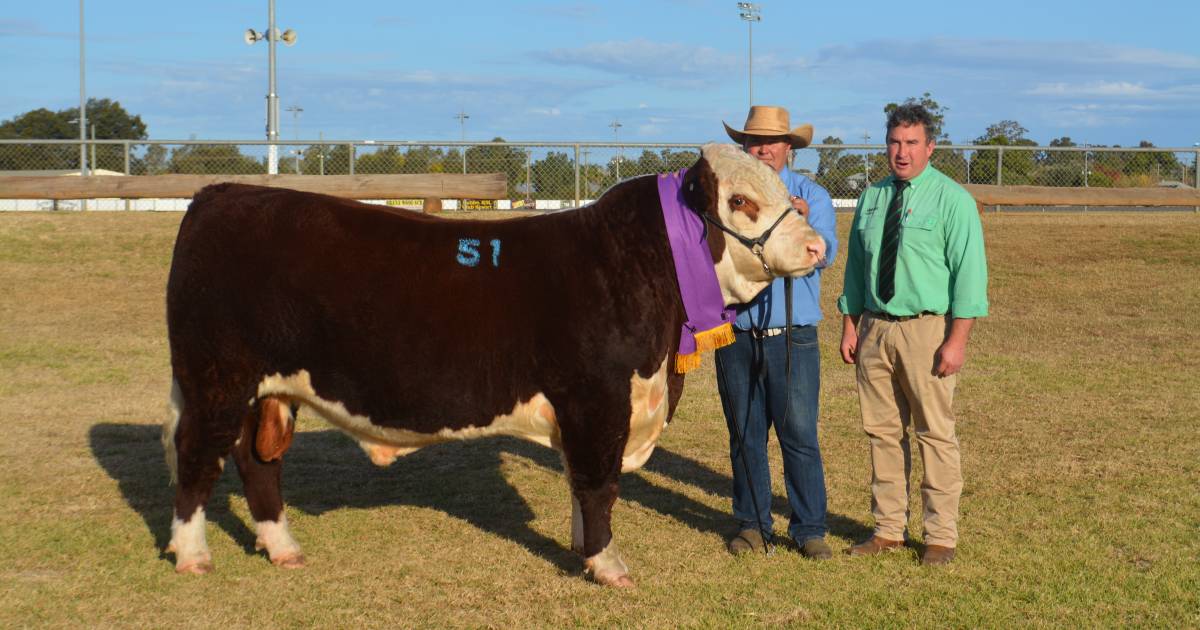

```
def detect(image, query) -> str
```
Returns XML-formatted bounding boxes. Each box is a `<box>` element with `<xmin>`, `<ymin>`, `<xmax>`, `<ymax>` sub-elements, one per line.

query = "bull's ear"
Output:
<box><xmin>682</xmin><ymin>156</ymin><xmax>718</xmax><ymax>217</ymax></box>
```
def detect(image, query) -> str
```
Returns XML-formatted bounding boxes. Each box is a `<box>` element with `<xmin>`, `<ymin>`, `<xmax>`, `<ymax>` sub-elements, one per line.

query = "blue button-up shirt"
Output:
<box><xmin>734</xmin><ymin>167</ymin><xmax>839</xmax><ymax>329</ymax></box>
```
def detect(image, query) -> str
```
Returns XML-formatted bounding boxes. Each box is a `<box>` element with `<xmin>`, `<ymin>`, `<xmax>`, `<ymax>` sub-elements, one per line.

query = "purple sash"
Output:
<box><xmin>658</xmin><ymin>169</ymin><xmax>735</xmax><ymax>373</ymax></box>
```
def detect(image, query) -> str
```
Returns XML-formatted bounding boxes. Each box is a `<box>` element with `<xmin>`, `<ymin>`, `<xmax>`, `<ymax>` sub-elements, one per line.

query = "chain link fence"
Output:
<box><xmin>1</xmin><ymin>139</ymin><xmax>1197</xmax><ymax>210</ymax></box>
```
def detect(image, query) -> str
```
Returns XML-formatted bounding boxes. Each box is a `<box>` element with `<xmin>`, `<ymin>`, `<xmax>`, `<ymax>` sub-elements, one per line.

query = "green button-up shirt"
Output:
<box><xmin>837</xmin><ymin>165</ymin><xmax>989</xmax><ymax>318</ymax></box>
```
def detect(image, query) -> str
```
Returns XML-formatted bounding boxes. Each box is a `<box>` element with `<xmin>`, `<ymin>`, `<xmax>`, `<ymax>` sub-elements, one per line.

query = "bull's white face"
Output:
<box><xmin>699</xmin><ymin>143</ymin><xmax>827</xmax><ymax>305</ymax></box>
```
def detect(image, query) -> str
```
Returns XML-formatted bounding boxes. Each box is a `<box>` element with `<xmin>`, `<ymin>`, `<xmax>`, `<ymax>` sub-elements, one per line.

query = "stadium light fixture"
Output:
<box><xmin>737</xmin><ymin>3</ymin><xmax>761</xmax><ymax>107</ymax></box>
<box><xmin>245</xmin><ymin>0</ymin><xmax>297</xmax><ymax>174</ymax></box>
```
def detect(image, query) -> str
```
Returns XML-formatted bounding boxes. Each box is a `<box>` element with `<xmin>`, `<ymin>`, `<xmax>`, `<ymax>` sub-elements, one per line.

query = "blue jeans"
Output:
<box><xmin>714</xmin><ymin>326</ymin><xmax>827</xmax><ymax>542</ymax></box>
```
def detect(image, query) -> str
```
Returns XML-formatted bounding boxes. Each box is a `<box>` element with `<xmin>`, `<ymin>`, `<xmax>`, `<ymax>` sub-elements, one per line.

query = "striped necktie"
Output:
<box><xmin>877</xmin><ymin>179</ymin><xmax>910</xmax><ymax>304</ymax></box>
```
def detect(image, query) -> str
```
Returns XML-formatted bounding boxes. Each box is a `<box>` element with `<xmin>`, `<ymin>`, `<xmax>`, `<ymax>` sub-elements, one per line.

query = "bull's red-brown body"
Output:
<box><xmin>162</xmin><ymin>144</ymin><xmax>825</xmax><ymax>585</ymax></box>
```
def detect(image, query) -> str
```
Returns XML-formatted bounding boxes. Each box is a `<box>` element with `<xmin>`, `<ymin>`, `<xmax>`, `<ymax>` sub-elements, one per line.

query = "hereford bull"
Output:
<box><xmin>162</xmin><ymin>143</ymin><xmax>826</xmax><ymax>587</ymax></box>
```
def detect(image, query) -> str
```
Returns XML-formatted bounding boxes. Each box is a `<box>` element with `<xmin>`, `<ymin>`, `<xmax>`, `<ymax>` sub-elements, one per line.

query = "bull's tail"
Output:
<box><xmin>163</xmin><ymin>378</ymin><xmax>183</xmax><ymax>485</ymax></box>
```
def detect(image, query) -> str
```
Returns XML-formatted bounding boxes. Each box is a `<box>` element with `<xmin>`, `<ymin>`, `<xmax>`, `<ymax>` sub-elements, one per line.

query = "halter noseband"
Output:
<box><xmin>698</xmin><ymin>205</ymin><xmax>794</xmax><ymax>275</ymax></box>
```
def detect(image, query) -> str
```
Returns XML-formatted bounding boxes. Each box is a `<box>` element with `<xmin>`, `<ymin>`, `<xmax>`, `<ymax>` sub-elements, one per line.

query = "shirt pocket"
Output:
<box><xmin>855</xmin><ymin>209</ymin><xmax>882</xmax><ymax>255</ymax></box>
<box><xmin>901</xmin><ymin>213</ymin><xmax>942</xmax><ymax>261</ymax></box>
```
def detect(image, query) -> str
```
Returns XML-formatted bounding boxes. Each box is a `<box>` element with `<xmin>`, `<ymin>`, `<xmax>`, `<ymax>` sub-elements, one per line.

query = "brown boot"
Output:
<box><xmin>846</xmin><ymin>535</ymin><xmax>905</xmax><ymax>557</ymax></box>
<box><xmin>921</xmin><ymin>545</ymin><xmax>956</xmax><ymax>566</ymax></box>
<box><xmin>726</xmin><ymin>529</ymin><xmax>767</xmax><ymax>555</ymax></box>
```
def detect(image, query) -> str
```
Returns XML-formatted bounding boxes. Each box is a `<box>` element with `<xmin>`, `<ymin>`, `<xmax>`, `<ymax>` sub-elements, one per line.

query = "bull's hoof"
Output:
<box><xmin>590</xmin><ymin>570</ymin><xmax>635</xmax><ymax>588</ymax></box>
<box><xmin>175</xmin><ymin>558</ymin><xmax>214</xmax><ymax>575</ymax></box>
<box><xmin>271</xmin><ymin>553</ymin><xmax>306</xmax><ymax>569</ymax></box>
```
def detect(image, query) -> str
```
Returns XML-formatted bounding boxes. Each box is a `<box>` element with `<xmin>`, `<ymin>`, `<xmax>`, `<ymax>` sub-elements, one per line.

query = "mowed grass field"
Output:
<box><xmin>1</xmin><ymin>208</ymin><xmax>1198</xmax><ymax>628</ymax></box>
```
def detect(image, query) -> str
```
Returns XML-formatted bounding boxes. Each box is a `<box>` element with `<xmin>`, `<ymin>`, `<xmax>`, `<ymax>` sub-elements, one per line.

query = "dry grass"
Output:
<box><xmin>1</xmin><ymin>209</ymin><xmax>1198</xmax><ymax>628</ymax></box>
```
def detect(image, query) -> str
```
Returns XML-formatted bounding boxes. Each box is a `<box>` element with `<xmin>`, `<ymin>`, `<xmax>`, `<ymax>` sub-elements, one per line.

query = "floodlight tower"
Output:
<box><xmin>79</xmin><ymin>0</ymin><xmax>87</xmax><ymax>177</ymax></box>
<box><xmin>737</xmin><ymin>3</ymin><xmax>761</xmax><ymax>108</ymax></box>
<box><xmin>245</xmin><ymin>0</ymin><xmax>297</xmax><ymax>174</ymax></box>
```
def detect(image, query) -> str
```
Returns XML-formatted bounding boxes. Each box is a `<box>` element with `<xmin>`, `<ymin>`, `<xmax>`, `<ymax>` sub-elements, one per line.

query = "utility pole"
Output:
<box><xmin>862</xmin><ymin>132</ymin><xmax>871</xmax><ymax>186</ymax></box>
<box><xmin>455</xmin><ymin>109</ymin><xmax>469</xmax><ymax>174</ymax></box>
<box><xmin>286</xmin><ymin>105</ymin><xmax>303</xmax><ymax>173</ymax></box>
<box><xmin>610</xmin><ymin>119</ymin><xmax>623</xmax><ymax>180</ymax></box>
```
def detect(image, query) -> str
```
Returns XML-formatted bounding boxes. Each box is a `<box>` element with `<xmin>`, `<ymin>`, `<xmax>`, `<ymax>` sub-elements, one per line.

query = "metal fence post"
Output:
<box><xmin>573</xmin><ymin>144</ymin><xmax>581</xmax><ymax>208</ymax></box>
<box><xmin>348</xmin><ymin>143</ymin><xmax>355</xmax><ymax>175</ymax></box>
<box><xmin>123</xmin><ymin>141</ymin><xmax>131</xmax><ymax>175</ymax></box>
<box><xmin>997</xmin><ymin>146</ymin><xmax>1003</xmax><ymax>186</ymax></box>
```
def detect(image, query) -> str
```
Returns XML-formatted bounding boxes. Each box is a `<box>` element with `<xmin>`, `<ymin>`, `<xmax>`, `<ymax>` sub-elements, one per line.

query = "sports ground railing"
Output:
<box><xmin>1</xmin><ymin>139</ymin><xmax>1197</xmax><ymax>211</ymax></box>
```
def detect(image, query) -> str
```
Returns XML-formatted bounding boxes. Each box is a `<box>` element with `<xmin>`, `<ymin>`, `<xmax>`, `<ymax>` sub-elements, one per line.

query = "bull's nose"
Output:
<box><xmin>807</xmin><ymin>236</ymin><xmax>826</xmax><ymax>262</ymax></box>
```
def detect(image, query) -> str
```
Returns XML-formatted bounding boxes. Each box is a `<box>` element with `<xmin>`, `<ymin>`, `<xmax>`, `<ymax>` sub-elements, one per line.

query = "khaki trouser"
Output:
<box><xmin>856</xmin><ymin>312</ymin><xmax>961</xmax><ymax>547</ymax></box>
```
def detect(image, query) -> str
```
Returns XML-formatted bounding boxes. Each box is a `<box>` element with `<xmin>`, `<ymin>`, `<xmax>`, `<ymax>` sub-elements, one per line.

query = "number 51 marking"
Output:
<box><xmin>456</xmin><ymin>238</ymin><xmax>502</xmax><ymax>267</ymax></box>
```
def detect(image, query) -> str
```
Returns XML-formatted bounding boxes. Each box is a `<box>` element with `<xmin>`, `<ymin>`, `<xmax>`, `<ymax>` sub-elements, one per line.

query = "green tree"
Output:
<box><xmin>400</xmin><ymin>146</ymin><xmax>446</xmax><ymax>174</ymax></box>
<box><xmin>815</xmin><ymin>135</ymin><xmax>844</xmax><ymax>180</ymax></box>
<box><xmin>883</xmin><ymin>92</ymin><xmax>949</xmax><ymax>142</ymax></box>
<box><xmin>355</xmin><ymin>146</ymin><xmax>406</xmax><ymax>174</ymax></box>
<box><xmin>531</xmin><ymin>151</ymin><xmax>575</xmax><ymax>199</ymax></box>
<box><xmin>131</xmin><ymin>144</ymin><xmax>168</xmax><ymax>175</ymax></box>
<box><xmin>974</xmin><ymin>120</ymin><xmax>1031</xmax><ymax>145</ymax></box>
<box><xmin>631</xmin><ymin>149</ymin><xmax>665</xmax><ymax>177</ymax></box>
<box><xmin>971</xmin><ymin>120</ymin><xmax>1038</xmax><ymax>184</ymax></box>
<box><xmin>661</xmin><ymin>148</ymin><xmax>698</xmax><ymax>172</ymax></box>
<box><xmin>1125</xmin><ymin>140</ymin><xmax>1184</xmax><ymax>184</ymax></box>
<box><xmin>932</xmin><ymin>148</ymin><xmax>968</xmax><ymax>183</ymax></box>
<box><xmin>167</xmin><ymin>144</ymin><xmax>265</xmax><ymax>174</ymax></box>
<box><xmin>465</xmin><ymin>138</ymin><xmax>528</xmax><ymax>197</ymax></box>
<box><xmin>0</xmin><ymin>98</ymin><xmax>147</xmax><ymax>172</ymax></box>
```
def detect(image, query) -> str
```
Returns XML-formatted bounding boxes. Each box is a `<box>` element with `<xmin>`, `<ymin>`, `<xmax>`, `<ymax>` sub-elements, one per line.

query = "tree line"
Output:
<box><xmin>2</xmin><ymin>96</ymin><xmax>1193</xmax><ymax>198</ymax></box>
<box><xmin>814</xmin><ymin>93</ymin><xmax>1192</xmax><ymax>195</ymax></box>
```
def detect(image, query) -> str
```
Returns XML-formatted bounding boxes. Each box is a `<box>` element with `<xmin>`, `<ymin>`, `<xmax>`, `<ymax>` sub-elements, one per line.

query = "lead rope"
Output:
<box><xmin>699</xmin><ymin>198</ymin><xmax>800</xmax><ymax>555</ymax></box>
<box><xmin>720</xmin><ymin>329</ymin><xmax>773</xmax><ymax>556</ymax></box>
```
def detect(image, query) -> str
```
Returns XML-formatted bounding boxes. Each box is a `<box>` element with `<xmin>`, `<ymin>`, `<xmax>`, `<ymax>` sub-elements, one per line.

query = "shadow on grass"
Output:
<box><xmin>633</xmin><ymin>448</ymin><xmax>872</xmax><ymax>544</ymax></box>
<box><xmin>89</xmin><ymin>423</ymin><xmax>869</xmax><ymax>573</ymax></box>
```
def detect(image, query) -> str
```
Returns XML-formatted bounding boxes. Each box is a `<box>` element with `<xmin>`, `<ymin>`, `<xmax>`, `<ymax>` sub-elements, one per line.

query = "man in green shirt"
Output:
<box><xmin>837</xmin><ymin>103</ymin><xmax>988</xmax><ymax>566</ymax></box>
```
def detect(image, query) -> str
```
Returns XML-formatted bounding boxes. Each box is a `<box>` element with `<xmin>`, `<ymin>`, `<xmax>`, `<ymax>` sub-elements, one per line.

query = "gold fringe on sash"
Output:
<box><xmin>673</xmin><ymin>322</ymin><xmax>736</xmax><ymax>374</ymax></box>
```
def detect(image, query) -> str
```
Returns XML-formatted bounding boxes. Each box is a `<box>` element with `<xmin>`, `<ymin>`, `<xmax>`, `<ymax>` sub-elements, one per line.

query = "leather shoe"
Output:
<box><xmin>727</xmin><ymin>529</ymin><xmax>767</xmax><ymax>555</ymax></box>
<box><xmin>846</xmin><ymin>535</ymin><xmax>905</xmax><ymax>557</ymax></box>
<box><xmin>921</xmin><ymin>544</ymin><xmax>955</xmax><ymax>566</ymax></box>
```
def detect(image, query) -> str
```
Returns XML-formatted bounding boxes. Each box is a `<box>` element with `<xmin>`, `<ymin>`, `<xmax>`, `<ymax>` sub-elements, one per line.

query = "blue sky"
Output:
<box><xmin>2</xmin><ymin>0</ymin><xmax>1199</xmax><ymax>147</ymax></box>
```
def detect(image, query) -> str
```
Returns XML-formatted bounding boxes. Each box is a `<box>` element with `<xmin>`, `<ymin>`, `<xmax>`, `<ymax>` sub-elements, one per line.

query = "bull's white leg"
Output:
<box><xmin>584</xmin><ymin>542</ymin><xmax>633</xmax><ymax>588</ymax></box>
<box><xmin>570</xmin><ymin>495</ymin><xmax>585</xmax><ymax>555</ymax></box>
<box><xmin>168</xmin><ymin>506</ymin><xmax>213</xmax><ymax>574</ymax></box>
<box><xmin>163</xmin><ymin>379</ymin><xmax>183</xmax><ymax>485</ymax></box>
<box><xmin>562</xmin><ymin>455</ymin><xmax>633</xmax><ymax>587</ymax></box>
<box><xmin>254</xmin><ymin>513</ymin><xmax>306</xmax><ymax>568</ymax></box>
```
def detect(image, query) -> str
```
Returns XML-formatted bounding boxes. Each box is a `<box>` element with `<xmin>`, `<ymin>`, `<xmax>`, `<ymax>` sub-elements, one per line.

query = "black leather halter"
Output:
<box><xmin>697</xmin><ymin>207</ymin><xmax>793</xmax><ymax>276</ymax></box>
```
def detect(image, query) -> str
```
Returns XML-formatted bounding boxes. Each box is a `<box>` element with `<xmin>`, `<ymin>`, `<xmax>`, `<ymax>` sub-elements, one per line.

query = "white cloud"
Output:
<box><xmin>1026</xmin><ymin>81</ymin><xmax>1153</xmax><ymax>97</ymax></box>
<box><xmin>539</xmin><ymin>39</ymin><xmax>737</xmax><ymax>84</ymax></box>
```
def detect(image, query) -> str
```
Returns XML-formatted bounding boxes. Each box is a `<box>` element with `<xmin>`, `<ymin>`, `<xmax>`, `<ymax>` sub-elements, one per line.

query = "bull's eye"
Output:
<box><xmin>730</xmin><ymin>195</ymin><xmax>746</xmax><ymax>207</ymax></box>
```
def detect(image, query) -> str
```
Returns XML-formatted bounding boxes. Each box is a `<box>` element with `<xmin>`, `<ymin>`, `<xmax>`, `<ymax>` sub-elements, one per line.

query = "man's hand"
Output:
<box><xmin>840</xmin><ymin>314</ymin><xmax>859</xmax><ymax>364</ymax></box>
<box><xmin>933</xmin><ymin>338</ymin><xmax>966</xmax><ymax>377</ymax></box>
<box><xmin>934</xmin><ymin>318</ymin><xmax>976</xmax><ymax>377</ymax></box>
<box><xmin>790</xmin><ymin>195</ymin><xmax>810</xmax><ymax>220</ymax></box>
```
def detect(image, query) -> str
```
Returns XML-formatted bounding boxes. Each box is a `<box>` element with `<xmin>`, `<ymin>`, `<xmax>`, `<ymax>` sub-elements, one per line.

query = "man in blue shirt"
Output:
<box><xmin>716</xmin><ymin>106</ymin><xmax>839</xmax><ymax>559</ymax></box>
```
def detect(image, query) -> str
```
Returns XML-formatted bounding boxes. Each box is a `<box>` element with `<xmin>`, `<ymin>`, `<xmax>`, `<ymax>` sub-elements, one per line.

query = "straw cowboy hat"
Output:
<box><xmin>723</xmin><ymin>105</ymin><xmax>814</xmax><ymax>149</ymax></box>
